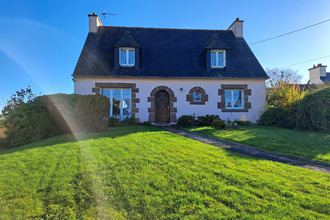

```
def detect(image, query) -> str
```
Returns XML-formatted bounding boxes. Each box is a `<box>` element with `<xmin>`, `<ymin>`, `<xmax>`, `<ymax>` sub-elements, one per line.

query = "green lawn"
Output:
<box><xmin>0</xmin><ymin>126</ymin><xmax>329</xmax><ymax>219</ymax></box>
<box><xmin>189</xmin><ymin>126</ymin><xmax>330</xmax><ymax>164</ymax></box>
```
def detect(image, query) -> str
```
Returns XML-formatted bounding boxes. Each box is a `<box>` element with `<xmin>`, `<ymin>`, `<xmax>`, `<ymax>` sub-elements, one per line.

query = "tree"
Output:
<box><xmin>265</xmin><ymin>68</ymin><xmax>305</xmax><ymax>110</ymax></box>
<box><xmin>266</xmin><ymin>68</ymin><xmax>302</xmax><ymax>87</ymax></box>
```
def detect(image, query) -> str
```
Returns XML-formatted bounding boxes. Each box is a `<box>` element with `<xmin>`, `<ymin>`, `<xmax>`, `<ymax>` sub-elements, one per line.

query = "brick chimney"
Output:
<box><xmin>228</xmin><ymin>18</ymin><xmax>244</xmax><ymax>38</ymax></box>
<box><xmin>88</xmin><ymin>13</ymin><xmax>102</xmax><ymax>33</ymax></box>
<box><xmin>308</xmin><ymin>63</ymin><xmax>327</xmax><ymax>84</ymax></box>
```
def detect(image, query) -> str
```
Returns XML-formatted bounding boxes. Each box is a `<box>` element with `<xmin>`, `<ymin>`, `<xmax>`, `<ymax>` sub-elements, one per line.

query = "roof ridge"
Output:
<box><xmin>99</xmin><ymin>26</ymin><xmax>232</xmax><ymax>32</ymax></box>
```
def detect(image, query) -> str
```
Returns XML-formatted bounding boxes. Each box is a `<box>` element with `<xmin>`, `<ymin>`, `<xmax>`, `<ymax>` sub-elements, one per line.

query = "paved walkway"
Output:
<box><xmin>162</xmin><ymin>127</ymin><xmax>330</xmax><ymax>174</ymax></box>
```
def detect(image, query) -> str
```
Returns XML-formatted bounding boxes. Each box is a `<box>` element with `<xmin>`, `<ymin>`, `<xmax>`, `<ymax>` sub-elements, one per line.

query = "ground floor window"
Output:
<box><xmin>225</xmin><ymin>90</ymin><xmax>244</xmax><ymax>109</ymax></box>
<box><xmin>102</xmin><ymin>89</ymin><xmax>131</xmax><ymax>119</ymax></box>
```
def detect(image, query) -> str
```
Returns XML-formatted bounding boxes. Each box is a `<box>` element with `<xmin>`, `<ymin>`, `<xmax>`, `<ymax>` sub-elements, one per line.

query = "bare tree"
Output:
<box><xmin>266</xmin><ymin>68</ymin><xmax>302</xmax><ymax>87</ymax></box>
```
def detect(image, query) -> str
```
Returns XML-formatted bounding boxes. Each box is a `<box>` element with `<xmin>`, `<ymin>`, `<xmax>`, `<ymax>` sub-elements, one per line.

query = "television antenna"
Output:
<box><xmin>102</xmin><ymin>9</ymin><xmax>118</xmax><ymax>19</ymax></box>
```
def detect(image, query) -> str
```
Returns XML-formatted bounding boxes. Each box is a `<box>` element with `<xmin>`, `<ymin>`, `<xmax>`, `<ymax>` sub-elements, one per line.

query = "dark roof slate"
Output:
<box><xmin>321</xmin><ymin>73</ymin><xmax>330</xmax><ymax>82</ymax></box>
<box><xmin>113</xmin><ymin>30</ymin><xmax>140</xmax><ymax>47</ymax></box>
<box><xmin>204</xmin><ymin>33</ymin><xmax>230</xmax><ymax>50</ymax></box>
<box><xmin>73</xmin><ymin>26</ymin><xmax>268</xmax><ymax>79</ymax></box>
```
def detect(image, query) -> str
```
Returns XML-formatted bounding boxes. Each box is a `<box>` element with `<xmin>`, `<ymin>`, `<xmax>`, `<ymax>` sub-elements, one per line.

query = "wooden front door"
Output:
<box><xmin>155</xmin><ymin>91</ymin><xmax>170</xmax><ymax>123</ymax></box>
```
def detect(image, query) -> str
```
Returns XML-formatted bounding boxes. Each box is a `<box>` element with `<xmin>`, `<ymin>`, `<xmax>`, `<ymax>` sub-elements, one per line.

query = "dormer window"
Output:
<box><xmin>120</xmin><ymin>48</ymin><xmax>135</xmax><ymax>67</ymax></box>
<box><xmin>211</xmin><ymin>50</ymin><xmax>226</xmax><ymax>68</ymax></box>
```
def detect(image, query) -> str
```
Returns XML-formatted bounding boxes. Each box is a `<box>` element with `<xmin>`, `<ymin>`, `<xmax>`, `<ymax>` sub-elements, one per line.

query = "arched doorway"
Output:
<box><xmin>155</xmin><ymin>90</ymin><xmax>170</xmax><ymax>123</ymax></box>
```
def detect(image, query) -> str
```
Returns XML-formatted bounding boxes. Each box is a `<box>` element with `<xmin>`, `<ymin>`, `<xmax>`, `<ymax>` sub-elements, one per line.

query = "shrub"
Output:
<box><xmin>211</xmin><ymin>119</ymin><xmax>225</xmax><ymax>129</ymax></box>
<box><xmin>75</xmin><ymin>95</ymin><xmax>110</xmax><ymax>132</ymax></box>
<box><xmin>121</xmin><ymin>117</ymin><xmax>137</xmax><ymax>126</ymax></box>
<box><xmin>37</xmin><ymin>94</ymin><xmax>80</xmax><ymax>135</ymax></box>
<box><xmin>142</xmin><ymin>121</ymin><xmax>152</xmax><ymax>126</ymax></box>
<box><xmin>1</xmin><ymin>88</ymin><xmax>51</xmax><ymax>147</ymax></box>
<box><xmin>233</xmin><ymin>119</ymin><xmax>251</xmax><ymax>126</ymax></box>
<box><xmin>109</xmin><ymin>117</ymin><xmax>120</xmax><ymax>127</ymax></box>
<box><xmin>2</xmin><ymin>89</ymin><xmax>111</xmax><ymax>148</ymax></box>
<box><xmin>278</xmin><ymin>117</ymin><xmax>296</xmax><ymax>129</ymax></box>
<box><xmin>295</xmin><ymin>87</ymin><xmax>330</xmax><ymax>133</ymax></box>
<box><xmin>176</xmin><ymin>115</ymin><xmax>195</xmax><ymax>127</ymax></box>
<box><xmin>258</xmin><ymin>107</ymin><xmax>288</xmax><ymax>126</ymax></box>
<box><xmin>225</xmin><ymin>122</ymin><xmax>239</xmax><ymax>130</ymax></box>
<box><xmin>195</xmin><ymin>115</ymin><xmax>219</xmax><ymax>126</ymax></box>
<box><xmin>39</xmin><ymin>94</ymin><xmax>110</xmax><ymax>133</ymax></box>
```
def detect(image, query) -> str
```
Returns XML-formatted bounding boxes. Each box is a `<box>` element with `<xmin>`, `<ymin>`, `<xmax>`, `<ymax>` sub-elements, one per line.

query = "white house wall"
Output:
<box><xmin>75</xmin><ymin>77</ymin><xmax>266</xmax><ymax>123</ymax></box>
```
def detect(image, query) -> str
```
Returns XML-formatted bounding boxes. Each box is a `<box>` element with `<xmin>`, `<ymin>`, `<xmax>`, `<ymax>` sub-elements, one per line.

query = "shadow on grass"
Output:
<box><xmin>0</xmin><ymin>126</ymin><xmax>162</xmax><ymax>156</ymax></box>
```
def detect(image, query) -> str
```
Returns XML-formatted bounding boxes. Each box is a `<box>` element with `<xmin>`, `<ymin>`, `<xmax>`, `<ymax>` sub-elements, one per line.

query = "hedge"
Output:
<box><xmin>295</xmin><ymin>87</ymin><xmax>330</xmax><ymax>133</ymax></box>
<box><xmin>2</xmin><ymin>93</ymin><xmax>110</xmax><ymax>147</ymax></box>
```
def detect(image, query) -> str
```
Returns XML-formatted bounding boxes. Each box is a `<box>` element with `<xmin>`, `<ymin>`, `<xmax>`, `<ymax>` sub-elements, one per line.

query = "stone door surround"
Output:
<box><xmin>147</xmin><ymin>86</ymin><xmax>177</xmax><ymax>123</ymax></box>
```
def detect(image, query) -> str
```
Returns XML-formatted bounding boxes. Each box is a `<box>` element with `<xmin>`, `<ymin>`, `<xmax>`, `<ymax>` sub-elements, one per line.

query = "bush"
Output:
<box><xmin>1</xmin><ymin>88</ymin><xmax>51</xmax><ymax>147</ymax></box>
<box><xmin>211</xmin><ymin>119</ymin><xmax>225</xmax><ymax>129</ymax></box>
<box><xmin>109</xmin><ymin>117</ymin><xmax>120</xmax><ymax>127</ymax></box>
<box><xmin>121</xmin><ymin>117</ymin><xmax>137</xmax><ymax>126</ymax></box>
<box><xmin>176</xmin><ymin>115</ymin><xmax>195</xmax><ymax>127</ymax></box>
<box><xmin>295</xmin><ymin>87</ymin><xmax>330</xmax><ymax>133</ymax></box>
<box><xmin>2</xmin><ymin>89</ymin><xmax>111</xmax><ymax>148</ymax></box>
<box><xmin>142</xmin><ymin>121</ymin><xmax>152</xmax><ymax>126</ymax></box>
<box><xmin>75</xmin><ymin>95</ymin><xmax>110</xmax><ymax>132</ymax></box>
<box><xmin>195</xmin><ymin>115</ymin><xmax>219</xmax><ymax>126</ymax></box>
<box><xmin>258</xmin><ymin>107</ymin><xmax>288</xmax><ymax>126</ymax></box>
<box><xmin>278</xmin><ymin>117</ymin><xmax>296</xmax><ymax>129</ymax></box>
<box><xmin>225</xmin><ymin>122</ymin><xmax>239</xmax><ymax>130</ymax></box>
<box><xmin>233</xmin><ymin>119</ymin><xmax>251</xmax><ymax>126</ymax></box>
<box><xmin>37</xmin><ymin>94</ymin><xmax>81</xmax><ymax>135</ymax></box>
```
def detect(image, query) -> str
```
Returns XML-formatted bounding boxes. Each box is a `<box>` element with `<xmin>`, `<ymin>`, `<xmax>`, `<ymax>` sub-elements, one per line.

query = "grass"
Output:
<box><xmin>189</xmin><ymin>126</ymin><xmax>330</xmax><ymax>164</ymax></box>
<box><xmin>0</xmin><ymin>126</ymin><xmax>329</xmax><ymax>219</ymax></box>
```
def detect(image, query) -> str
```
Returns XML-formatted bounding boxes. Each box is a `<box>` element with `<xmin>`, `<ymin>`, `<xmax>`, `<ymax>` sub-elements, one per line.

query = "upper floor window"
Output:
<box><xmin>211</xmin><ymin>50</ymin><xmax>226</xmax><ymax>68</ymax></box>
<box><xmin>225</xmin><ymin>90</ymin><xmax>244</xmax><ymax>109</ymax></box>
<box><xmin>120</xmin><ymin>48</ymin><xmax>135</xmax><ymax>66</ymax></box>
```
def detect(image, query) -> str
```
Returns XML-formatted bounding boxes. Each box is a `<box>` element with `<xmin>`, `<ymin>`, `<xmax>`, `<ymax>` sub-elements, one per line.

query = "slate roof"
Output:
<box><xmin>73</xmin><ymin>26</ymin><xmax>268</xmax><ymax>79</ymax></box>
<box><xmin>321</xmin><ymin>73</ymin><xmax>330</xmax><ymax>82</ymax></box>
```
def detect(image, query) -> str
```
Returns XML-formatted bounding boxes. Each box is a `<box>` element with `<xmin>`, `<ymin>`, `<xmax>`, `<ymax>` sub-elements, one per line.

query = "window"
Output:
<box><xmin>193</xmin><ymin>91</ymin><xmax>201</xmax><ymax>102</ymax></box>
<box><xmin>119</xmin><ymin>48</ymin><xmax>135</xmax><ymax>66</ymax></box>
<box><xmin>102</xmin><ymin>89</ymin><xmax>131</xmax><ymax>118</ymax></box>
<box><xmin>225</xmin><ymin>90</ymin><xmax>244</xmax><ymax>109</ymax></box>
<box><xmin>211</xmin><ymin>50</ymin><xmax>226</xmax><ymax>68</ymax></box>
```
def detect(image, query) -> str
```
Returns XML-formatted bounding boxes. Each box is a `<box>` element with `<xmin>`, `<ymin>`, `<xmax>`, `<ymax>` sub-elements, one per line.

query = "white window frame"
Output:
<box><xmin>119</xmin><ymin>47</ymin><xmax>135</xmax><ymax>67</ymax></box>
<box><xmin>211</xmin><ymin>50</ymin><xmax>226</xmax><ymax>68</ymax></box>
<box><xmin>225</xmin><ymin>89</ymin><xmax>244</xmax><ymax>109</ymax></box>
<box><xmin>102</xmin><ymin>88</ymin><xmax>132</xmax><ymax>119</ymax></box>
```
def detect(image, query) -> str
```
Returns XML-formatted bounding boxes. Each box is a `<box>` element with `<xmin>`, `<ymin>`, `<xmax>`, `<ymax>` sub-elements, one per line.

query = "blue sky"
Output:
<box><xmin>1</xmin><ymin>0</ymin><xmax>330</xmax><ymax>111</ymax></box>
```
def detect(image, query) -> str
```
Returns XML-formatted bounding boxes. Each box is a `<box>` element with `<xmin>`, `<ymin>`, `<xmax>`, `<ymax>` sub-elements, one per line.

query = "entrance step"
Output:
<box><xmin>153</xmin><ymin>123</ymin><xmax>173</xmax><ymax>127</ymax></box>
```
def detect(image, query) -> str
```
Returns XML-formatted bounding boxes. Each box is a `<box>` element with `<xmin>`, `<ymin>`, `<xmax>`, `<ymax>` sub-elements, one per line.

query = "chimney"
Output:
<box><xmin>308</xmin><ymin>63</ymin><xmax>327</xmax><ymax>84</ymax></box>
<box><xmin>88</xmin><ymin>13</ymin><xmax>102</xmax><ymax>33</ymax></box>
<box><xmin>228</xmin><ymin>18</ymin><xmax>244</xmax><ymax>38</ymax></box>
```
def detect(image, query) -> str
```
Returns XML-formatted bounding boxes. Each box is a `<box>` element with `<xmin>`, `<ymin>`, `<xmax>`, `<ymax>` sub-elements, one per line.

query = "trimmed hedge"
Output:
<box><xmin>295</xmin><ymin>87</ymin><xmax>330</xmax><ymax>133</ymax></box>
<box><xmin>2</xmin><ymin>93</ymin><xmax>110</xmax><ymax>147</ymax></box>
<box><xmin>259</xmin><ymin>87</ymin><xmax>330</xmax><ymax>133</ymax></box>
<box><xmin>258</xmin><ymin>107</ymin><xmax>288</xmax><ymax>126</ymax></box>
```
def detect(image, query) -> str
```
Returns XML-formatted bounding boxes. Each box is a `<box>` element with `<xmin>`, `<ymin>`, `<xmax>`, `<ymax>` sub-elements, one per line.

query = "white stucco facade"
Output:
<box><xmin>74</xmin><ymin>77</ymin><xmax>266</xmax><ymax>123</ymax></box>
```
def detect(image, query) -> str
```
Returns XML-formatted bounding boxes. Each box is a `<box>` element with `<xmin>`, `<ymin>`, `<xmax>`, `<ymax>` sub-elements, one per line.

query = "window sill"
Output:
<box><xmin>211</xmin><ymin>66</ymin><xmax>226</xmax><ymax>69</ymax></box>
<box><xmin>119</xmin><ymin>64</ymin><xmax>135</xmax><ymax>67</ymax></box>
<box><xmin>222</xmin><ymin>108</ymin><xmax>248</xmax><ymax>112</ymax></box>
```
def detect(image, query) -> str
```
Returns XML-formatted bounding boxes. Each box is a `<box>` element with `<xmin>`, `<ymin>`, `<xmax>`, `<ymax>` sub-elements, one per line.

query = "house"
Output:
<box><xmin>307</xmin><ymin>64</ymin><xmax>330</xmax><ymax>85</ymax></box>
<box><xmin>72</xmin><ymin>13</ymin><xmax>268</xmax><ymax>124</ymax></box>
